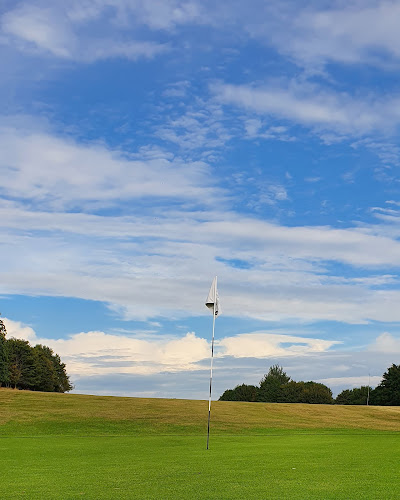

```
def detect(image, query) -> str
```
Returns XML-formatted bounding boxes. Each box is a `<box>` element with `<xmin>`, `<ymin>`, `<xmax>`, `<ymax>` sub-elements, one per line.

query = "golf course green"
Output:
<box><xmin>1</xmin><ymin>389</ymin><xmax>400</xmax><ymax>499</ymax></box>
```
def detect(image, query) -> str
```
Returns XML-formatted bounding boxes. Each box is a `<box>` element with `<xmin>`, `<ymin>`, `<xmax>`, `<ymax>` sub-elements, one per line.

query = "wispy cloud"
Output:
<box><xmin>2</xmin><ymin>194</ymin><xmax>400</xmax><ymax>322</ymax></box>
<box><xmin>1</xmin><ymin>2</ymin><xmax>169</xmax><ymax>62</ymax></box>
<box><xmin>231</xmin><ymin>0</ymin><xmax>400</xmax><ymax>70</ymax></box>
<box><xmin>243</xmin><ymin>119</ymin><xmax>293</xmax><ymax>142</ymax></box>
<box><xmin>155</xmin><ymin>99</ymin><xmax>233</xmax><ymax>155</ymax></box>
<box><xmin>278</xmin><ymin>1</ymin><xmax>400</xmax><ymax>68</ymax></box>
<box><xmin>0</xmin><ymin>120</ymin><xmax>220</xmax><ymax>210</ymax></box>
<box><xmin>219</xmin><ymin>332</ymin><xmax>340</xmax><ymax>359</ymax></box>
<box><xmin>6</xmin><ymin>1</ymin><xmax>400</xmax><ymax>71</ymax></box>
<box><xmin>2</xmin><ymin>4</ymin><xmax>74</xmax><ymax>58</ymax></box>
<box><xmin>0</xmin><ymin>109</ymin><xmax>397</xmax><ymax>329</ymax></box>
<box><xmin>213</xmin><ymin>80</ymin><xmax>400</xmax><ymax>137</ymax></box>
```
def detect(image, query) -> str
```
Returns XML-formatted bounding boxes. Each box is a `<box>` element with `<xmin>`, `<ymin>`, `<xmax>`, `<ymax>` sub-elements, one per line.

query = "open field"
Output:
<box><xmin>1</xmin><ymin>389</ymin><xmax>400</xmax><ymax>499</ymax></box>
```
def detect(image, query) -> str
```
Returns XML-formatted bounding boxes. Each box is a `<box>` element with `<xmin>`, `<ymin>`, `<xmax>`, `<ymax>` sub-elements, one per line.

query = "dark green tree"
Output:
<box><xmin>219</xmin><ymin>384</ymin><xmax>258</xmax><ymax>402</ymax></box>
<box><xmin>219</xmin><ymin>365</ymin><xmax>335</xmax><ymax>405</ymax></box>
<box><xmin>258</xmin><ymin>365</ymin><xmax>290</xmax><ymax>402</ymax></box>
<box><xmin>32</xmin><ymin>345</ymin><xmax>60</xmax><ymax>392</ymax></box>
<box><xmin>29</xmin><ymin>345</ymin><xmax>73</xmax><ymax>393</ymax></box>
<box><xmin>279</xmin><ymin>380</ymin><xmax>333</xmax><ymax>404</ymax></box>
<box><xmin>0</xmin><ymin>319</ymin><xmax>6</xmax><ymax>339</ymax></box>
<box><xmin>335</xmin><ymin>386</ymin><xmax>371</xmax><ymax>405</ymax></box>
<box><xmin>300</xmin><ymin>381</ymin><xmax>333</xmax><ymax>404</ymax></box>
<box><xmin>7</xmin><ymin>338</ymin><xmax>37</xmax><ymax>390</ymax></box>
<box><xmin>51</xmin><ymin>351</ymin><xmax>73</xmax><ymax>393</ymax></box>
<box><xmin>0</xmin><ymin>316</ymin><xmax>72</xmax><ymax>393</ymax></box>
<box><xmin>219</xmin><ymin>388</ymin><xmax>235</xmax><ymax>401</ymax></box>
<box><xmin>0</xmin><ymin>318</ymin><xmax>9</xmax><ymax>387</ymax></box>
<box><xmin>370</xmin><ymin>364</ymin><xmax>400</xmax><ymax>406</ymax></box>
<box><xmin>279</xmin><ymin>381</ymin><xmax>304</xmax><ymax>403</ymax></box>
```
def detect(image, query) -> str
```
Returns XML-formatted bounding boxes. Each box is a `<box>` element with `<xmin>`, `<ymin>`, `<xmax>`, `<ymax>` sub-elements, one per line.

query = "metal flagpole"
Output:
<box><xmin>207</xmin><ymin>277</ymin><xmax>217</xmax><ymax>450</ymax></box>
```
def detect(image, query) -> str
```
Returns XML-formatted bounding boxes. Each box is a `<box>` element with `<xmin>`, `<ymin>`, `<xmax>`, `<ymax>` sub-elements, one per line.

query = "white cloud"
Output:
<box><xmin>6</xmin><ymin>317</ymin><xmax>400</xmax><ymax>399</ymax></box>
<box><xmin>1</xmin><ymin>1</ymin><xmax>168</xmax><ymax>62</ymax></box>
<box><xmin>2</xmin><ymin>317</ymin><xmax>37</xmax><ymax>342</ymax></box>
<box><xmin>287</xmin><ymin>1</ymin><xmax>400</xmax><ymax>68</ymax></box>
<box><xmin>0</xmin><ymin>122</ymin><xmax>219</xmax><ymax>209</ymax></box>
<box><xmin>51</xmin><ymin>330</ymin><xmax>211</xmax><ymax>376</ymax></box>
<box><xmin>243</xmin><ymin>118</ymin><xmax>293</xmax><ymax>142</ymax></box>
<box><xmin>162</xmin><ymin>80</ymin><xmax>190</xmax><ymax>98</ymax></box>
<box><xmin>2</xmin><ymin>317</ymin><xmax>211</xmax><ymax>375</ymax></box>
<box><xmin>65</xmin><ymin>0</ymin><xmax>206</xmax><ymax>31</ymax></box>
<box><xmin>219</xmin><ymin>332</ymin><xmax>340</xmax><ymax>358</ymax></box>
<box><xmin>214</xmin><ymin>80</ymin><xmax>400</xmax><ymax>136</ymax></box>
<box><xmin>155</xmin><ymin>100</ymin><xmax>233</xmax><ymax>153</ymax></box>
<box><xmin>244</xmin><ymin>118</ymin><xmax>262</xmax><ymax>137</ymax></box>
<box><xmin>5</xmin><ymin>0</ymin><xmax>400</xmax><ymax>70</ymax></box>
<box><xmin>4</xmin><ymin>318</ymin><xmax>397</xmax><ymax>399</ymax></box>
<box><xmin>231</xmin><ymin>0</ymin><xmax>400</xmax><ymax>70</ymax></box>
<box><xmin>352</xmin><ymin>139</ymin><xmax>400</xmax><ymax>169</ymax></box>
<box><xmin>369</xmin><ymin>332</ymin><xmax>400</xmax><ymax>353</ymax></box>
<box><xmin>2</xmin><ymin>4</ymin><xmax>74</xmax><ymax>58</ymax></box>
<box><xmin>316</xmin><ymin>376</ymin><xmax>382</xmax><ymax>388</ymax></box>
<box><xmin>2</xmin><ymin>319</ymin><xmax>338</xmax><ymax>378</ymax></box>
<box><xmin>2</xmin><ymin>193</ymin><xmax>400</xmax><ymax>322</ymax></box>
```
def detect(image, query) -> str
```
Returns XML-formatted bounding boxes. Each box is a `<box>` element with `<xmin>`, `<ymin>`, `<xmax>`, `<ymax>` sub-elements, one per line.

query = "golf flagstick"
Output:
<box><xmin>205</xmin><ymin>276</ymin><xmax>220</xmax><ymax>450</ymax></box>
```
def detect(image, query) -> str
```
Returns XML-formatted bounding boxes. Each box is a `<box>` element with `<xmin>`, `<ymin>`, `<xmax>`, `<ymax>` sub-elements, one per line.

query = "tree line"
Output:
<box><xmin>0</xmin><ymin>318</ymin><xmax>72</xmax><ymax>393</ymax></box>
<box><xmin>219</xmin><ymin>364</ymin><xmax>400</xmax><ymax>405</ymax></box>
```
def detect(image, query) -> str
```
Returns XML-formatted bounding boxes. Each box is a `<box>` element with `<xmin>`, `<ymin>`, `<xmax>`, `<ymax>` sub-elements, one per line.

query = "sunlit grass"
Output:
<box><xmin>1</xmin><ymin>389</ymin><xmax>400</xmax><ymax>499</ymax></box>
<box><xmin>2</xmin><ymin>388</ymin><xmax>400</xmax><ymax>435</ymax></box>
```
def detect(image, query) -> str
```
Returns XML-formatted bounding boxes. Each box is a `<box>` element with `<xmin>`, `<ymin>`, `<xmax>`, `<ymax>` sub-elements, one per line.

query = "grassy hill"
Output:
<box><xmin>1</xmin><ymin>387</ymin><xmax>400</xmax><ymax>435</ymax></box>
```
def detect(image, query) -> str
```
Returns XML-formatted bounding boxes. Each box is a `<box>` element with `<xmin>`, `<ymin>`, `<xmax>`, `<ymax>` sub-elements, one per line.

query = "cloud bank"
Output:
<box><xmin>3</xmin><ymin>318</ymin><xmax>338</xmax><ymax>377</ymax></box>
<box><xmin>4</xmin><ymin>317</ymin><xmax>399</xmax><ymax>399</ymax></box>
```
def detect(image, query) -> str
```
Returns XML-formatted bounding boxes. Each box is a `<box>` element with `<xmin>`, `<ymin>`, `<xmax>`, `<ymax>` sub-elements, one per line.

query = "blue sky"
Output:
<box><xmin>2</xmin><ymin>0</ymin><xmax>400</xmax><ymax>399</ymax></box>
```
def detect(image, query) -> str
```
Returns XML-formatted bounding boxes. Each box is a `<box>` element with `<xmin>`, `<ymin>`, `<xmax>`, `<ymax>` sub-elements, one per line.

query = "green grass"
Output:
<box><xmin>1</xmin><ymin>389</ymin><xmax>400</xmax><ymax>499</ymax></box>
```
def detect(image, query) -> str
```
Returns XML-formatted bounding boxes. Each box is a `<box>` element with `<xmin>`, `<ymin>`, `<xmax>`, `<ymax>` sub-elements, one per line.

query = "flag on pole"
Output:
<box><xmin>205</xmin><ymin>276</ymin><xmax>220</xmax><ymax>317</ymax></box>
<box><xmin>205</xmin><ymin>276</ymin><xmax>219</xmax><ymax>450</ymax></box>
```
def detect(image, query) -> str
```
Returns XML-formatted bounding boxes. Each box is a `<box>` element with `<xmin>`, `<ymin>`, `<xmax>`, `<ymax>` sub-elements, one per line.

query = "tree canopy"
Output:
<box><xmin>0</xmin><ymin>319</ymin><xmax>6</xmax><ymax>340</ymax></box>
<box><xmin>336</xmin><ymin>366</ymin><xmax>400</xmax><ymax>406</ymax></box>
<box><xmin>280</xmin><ymin>381</ymin><xmax>333</xmax><ymax>404</ymax></box>
<box><xmin>370</xmin><ymin>364</ymin><xmax>400</xmax><ymax>406</ymax></box>
<box><xmin>258</xmin><ymin>364</ymin><xmax>291</xmax><ymax>403</ymax></box>
<box><xmin>219</xmin><ymin>384</ymin><xmax>258</xmax><ymax>402</ymax></box>
<box><xmin>0</xmin><ymin>318</ymin><xmax>72</xmax><ymax>392</ymax></box>
<box><xmin>219</xmin><ymin>365</ymin><xmax>333</xmax><ymax>404</ymax></box>
<box><xmin>335</xmin><ymin>386</ymin><xmax>371</xmax><ymax>405</ymax></box>
<box><xmin>219</xmin><ymin>362</ymin><xmax>400</xmax><ymax>406</ymax></box>
<box><xmin>0</xmin><ymin>319</ymin><xmax>8</xmax><ymax>386</ymax></box>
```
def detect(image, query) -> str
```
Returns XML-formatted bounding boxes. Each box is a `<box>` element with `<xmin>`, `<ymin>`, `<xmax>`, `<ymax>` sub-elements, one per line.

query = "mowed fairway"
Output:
<box><xmin>1</xmin><ymin>390</ymin><xmax>400</xmax><ymax>499</ymax></box>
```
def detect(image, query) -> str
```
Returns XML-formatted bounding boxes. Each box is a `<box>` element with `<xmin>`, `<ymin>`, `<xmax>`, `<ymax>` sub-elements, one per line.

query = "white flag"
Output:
<box><xmin>205</xmin><ymin>277</ymin><xmax>220</xmax><ymax>317</ymax></box>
